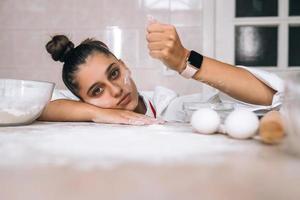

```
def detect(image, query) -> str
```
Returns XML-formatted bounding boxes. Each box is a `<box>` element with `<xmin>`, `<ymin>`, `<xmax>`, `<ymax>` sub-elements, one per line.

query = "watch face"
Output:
<box><xmin>188</xmin><ymin>50</ymin><xmax>203</xmax><ymax>69</ymax></box>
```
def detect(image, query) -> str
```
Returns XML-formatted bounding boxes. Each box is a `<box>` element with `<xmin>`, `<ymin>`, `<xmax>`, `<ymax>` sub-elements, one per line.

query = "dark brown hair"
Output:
<box><xmin>46</xmin><ymin>35</ymin><xmax>115</xmax><ymax>98</ymax></box>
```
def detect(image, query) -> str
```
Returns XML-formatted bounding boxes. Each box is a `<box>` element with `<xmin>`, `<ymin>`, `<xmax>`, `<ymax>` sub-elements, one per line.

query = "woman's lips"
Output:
<box><xmin>118</xmin><ymin>93</ymin><xmax>131</xmax><ymax>106</ymax></box>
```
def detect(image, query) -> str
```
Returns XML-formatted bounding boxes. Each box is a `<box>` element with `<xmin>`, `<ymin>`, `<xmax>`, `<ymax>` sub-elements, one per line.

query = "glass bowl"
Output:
<box><xmin>0</xmin><ymin>79</ymin><xmax>55</xmax><ymax>126</ymax></box>
<box><xmin>183</xmin><ymin>102</ymin><xmax>235</xmax><ymax>122</ymax></box>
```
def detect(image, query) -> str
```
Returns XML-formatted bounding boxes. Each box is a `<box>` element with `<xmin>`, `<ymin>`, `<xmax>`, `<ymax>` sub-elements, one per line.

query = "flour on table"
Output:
<box><xmin>0</xmin><ymin>122</ymin><xmax>253</xmax><ymax>169</ymax></box>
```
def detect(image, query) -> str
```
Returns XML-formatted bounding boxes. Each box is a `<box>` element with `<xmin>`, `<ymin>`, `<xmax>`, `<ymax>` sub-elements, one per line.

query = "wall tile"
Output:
<box><xmin>101</xmin><ymin>0</ymin><xmax>140</xmax><ymax>27</ymax></box>
<box><xmin>177</xmin><ymin>27</ymin><xmax>203</xmax><ymax>53</ymax></box>
<box><xmin>171</xmin><ymin>0</ymin><xmax>202</xmax><ymax>11</ymax></box>
<box><xmin>171</xmin><ymin>11</ymin><xmax>202</xmax><ymax>27</ymax></box>
<box><xmin>139</xmin><ymin>0</ymin><xmax>170</xmax><ymax>10</ymax></box>
<box><xmin>14</xmin><ymin>0</ymin><xmax>48</xmax><ymax>29</ymax></box>
<box><xmin>0</xmin><ymin>30</ymin><xmax>15</xmax><ymax>67</ymax></box>
<box><xmin>72</xmin><ymin>30</ymin><xmax>106</xmax><ymax>45</ymax></box>
<box><xmin>0</xmin><ymin>67</ymin><xmax>62</xmax><ymax>86</ymax></box>
<box><xmin>13</xmin><ymin>30</ymin><xmax>51</xmax><ymax>68</ymax></box>
<box><xmin>114</xmin><ymin>29</ymin><xmax>139</xmax><ymax>68</ymax></box>
<box><xmin>0</xmin><ymin>0</ymin><xmax>15</xmax><ymax>29</ymax></box>
<box><xmin>45</xmin><ymin>0</ymin><xmax>76</xmax><ymax>29</ymax></box>
<box><xmin>14</xmin><ymin>0</ymin><xmax>76</xmax><ymax>29</ymax></box>
<box><xmin>74</xmin><ymin>0</ymin><xmax>105</xmax><ymax>29</ymax></box>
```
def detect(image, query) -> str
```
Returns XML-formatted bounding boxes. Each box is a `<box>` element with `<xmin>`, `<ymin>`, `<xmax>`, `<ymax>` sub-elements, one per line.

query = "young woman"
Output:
<box><xmin>39</xmin><ymin>23</ymin><xmax>283</xmax><ymax>125</ymax></box>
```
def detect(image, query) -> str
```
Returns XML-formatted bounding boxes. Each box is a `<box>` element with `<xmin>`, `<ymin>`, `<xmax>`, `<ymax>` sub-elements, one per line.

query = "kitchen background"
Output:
<box><xmin>0</xmin><ymin>0</ymin><xmax>299</xmax><ymax>95</ymax></box>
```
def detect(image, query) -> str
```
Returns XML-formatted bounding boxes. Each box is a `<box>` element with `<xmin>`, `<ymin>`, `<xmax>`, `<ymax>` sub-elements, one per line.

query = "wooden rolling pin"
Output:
<box><xmin>259</xmin><ymin>110</ymin><xmax>285</xmax><ymax>144</ymax></box>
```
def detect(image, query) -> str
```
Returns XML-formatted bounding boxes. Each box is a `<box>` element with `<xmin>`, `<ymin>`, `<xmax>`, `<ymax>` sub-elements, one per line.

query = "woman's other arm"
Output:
<box><xmin>38</xmin><ymin>99</ymin><xmax>159</xmax><ymax>125</ymax></box>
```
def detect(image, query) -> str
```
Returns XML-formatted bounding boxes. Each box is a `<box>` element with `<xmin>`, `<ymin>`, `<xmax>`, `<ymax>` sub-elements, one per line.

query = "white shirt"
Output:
<box><xmin>51</xmin><ymin>66</ymin><xmax>284</xmax><ymax>122</ymax></box>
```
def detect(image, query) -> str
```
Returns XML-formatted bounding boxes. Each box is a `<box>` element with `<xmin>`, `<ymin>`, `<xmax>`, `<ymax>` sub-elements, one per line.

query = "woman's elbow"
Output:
<box><xmin>37</xmin><ymin>101</ymin><xmax>56</xmax><ymax>121</ymax></box>
<box><xmin>259</xmin><ymin>88</ymin><xmax>276</xmax><ymax>106</ymax></box>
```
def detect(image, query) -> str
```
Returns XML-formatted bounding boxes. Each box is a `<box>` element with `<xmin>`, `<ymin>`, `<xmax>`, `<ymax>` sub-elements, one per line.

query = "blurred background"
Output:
<box><xmin>0</xmin><ymin>0</ymin><xmax>299</xmax><ymax>95</ymax></box>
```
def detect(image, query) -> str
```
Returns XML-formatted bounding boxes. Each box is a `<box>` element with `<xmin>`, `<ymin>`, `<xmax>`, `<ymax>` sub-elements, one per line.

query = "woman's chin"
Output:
<box><xmin>125</xmin><ymin>101</ymin><xmax>138</xmax><ymax>111</ymax></box>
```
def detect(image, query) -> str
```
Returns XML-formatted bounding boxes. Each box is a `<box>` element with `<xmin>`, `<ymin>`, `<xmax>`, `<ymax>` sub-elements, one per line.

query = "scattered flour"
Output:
<box><xmin>0</xmin><ymin>122</ymin><xmax>254</xmax><ymax>169</ymax></box>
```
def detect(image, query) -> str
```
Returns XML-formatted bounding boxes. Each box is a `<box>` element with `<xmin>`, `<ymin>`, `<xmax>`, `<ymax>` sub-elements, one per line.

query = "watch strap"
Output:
<box><xmin>180</xmin><ymin>63</ymin><xmax>198</xmax><ymax>79</ymax></box>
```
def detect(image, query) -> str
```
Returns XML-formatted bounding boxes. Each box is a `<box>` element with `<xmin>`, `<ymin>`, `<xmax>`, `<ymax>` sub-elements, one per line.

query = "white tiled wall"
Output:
<box><xmin>0</xmin><ymin>0</ymin><xmax>210</xmax><ymax>95</ymax></box>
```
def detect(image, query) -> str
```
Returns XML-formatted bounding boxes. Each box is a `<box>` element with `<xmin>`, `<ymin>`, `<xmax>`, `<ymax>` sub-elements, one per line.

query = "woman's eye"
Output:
<box><xmin>92</xmin><ymin>87</ymin><xmax>103</xmax><ymax>96</ymax></box>
<box><xmin>110</xmin><ymin>69</ymin><xmax>120</xmax><ymax>80</ymax></box>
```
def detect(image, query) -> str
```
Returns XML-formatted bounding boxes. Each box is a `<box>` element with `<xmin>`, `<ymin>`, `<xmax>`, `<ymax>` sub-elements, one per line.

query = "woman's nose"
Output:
<box><xmin>109</xmin><ymin>82</ymin><xmax>123</xmax><ymax>98</ymax></box>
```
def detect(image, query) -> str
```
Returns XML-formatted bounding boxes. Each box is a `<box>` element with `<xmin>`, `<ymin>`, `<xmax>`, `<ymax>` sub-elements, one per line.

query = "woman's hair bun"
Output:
<box><xmin>46</xmin><ymin>35</ymin><xmax>74</xmax><ymax>63</ymax></box>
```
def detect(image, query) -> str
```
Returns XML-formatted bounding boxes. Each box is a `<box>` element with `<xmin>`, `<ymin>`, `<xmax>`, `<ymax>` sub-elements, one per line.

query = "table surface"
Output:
<box><xmin>0</xmin><ymin>122</ymin><xmax>299</xmax><ymax>200</ymax></box>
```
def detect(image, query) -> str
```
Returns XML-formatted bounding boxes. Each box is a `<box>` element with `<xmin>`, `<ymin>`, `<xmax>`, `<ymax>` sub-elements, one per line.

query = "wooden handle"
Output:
<box><xmin>259</xmin><ymin>110</ymin><xmax>285</xmax><ymax>144</ymax></box>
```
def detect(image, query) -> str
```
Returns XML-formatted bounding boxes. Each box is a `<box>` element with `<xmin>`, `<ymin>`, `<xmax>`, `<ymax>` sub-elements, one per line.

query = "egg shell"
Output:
<box><xmin>225</xmin><ymin>109</ymin><xmax>259</xmax><ymax>139</ymax></box>
<box><xmin>191</xmin><ymin>108</ymin><xmax>221</xmax><ymax>134</ymax></box>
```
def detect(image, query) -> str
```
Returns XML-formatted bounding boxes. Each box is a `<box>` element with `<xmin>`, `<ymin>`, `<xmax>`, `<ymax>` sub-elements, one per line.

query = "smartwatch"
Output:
<box><xmin>180</xmin><ymin>50</ymin><xmax>204</xmax><ymax>79</ymax></box>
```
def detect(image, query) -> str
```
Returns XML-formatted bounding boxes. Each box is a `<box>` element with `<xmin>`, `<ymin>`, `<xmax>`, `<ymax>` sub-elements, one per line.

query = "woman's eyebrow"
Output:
<box><xmin>87</xmin><ymin>62</ymin><xmax>116</xmax><ymax>95</ymax></box>
<box><xmin>105</xmin><ymin>62</ymin><xmax>116</xmax><ymax>76</ymax></box>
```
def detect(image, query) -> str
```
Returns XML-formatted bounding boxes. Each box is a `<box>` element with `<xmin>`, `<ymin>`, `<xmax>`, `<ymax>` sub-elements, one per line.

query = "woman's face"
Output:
<box><xmin>76</xmin><ymin>52</ymin><xmax>139</xmax><ymax>111</ymax></box>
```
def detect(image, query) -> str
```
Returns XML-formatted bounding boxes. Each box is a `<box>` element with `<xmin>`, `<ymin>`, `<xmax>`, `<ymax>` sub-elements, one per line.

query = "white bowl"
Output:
<box><xmin>0</xmin><ymin>79</ymin><xmax>55</xmax><ymax>126</ymax></box>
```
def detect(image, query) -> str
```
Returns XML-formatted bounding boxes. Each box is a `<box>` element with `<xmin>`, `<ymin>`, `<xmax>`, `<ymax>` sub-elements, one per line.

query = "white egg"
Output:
<box><xmin>225</xmin><ymin>109</ymin><xmax>259</xmax><ymax>139</ymax></box>
<box><xmin>191</xmin><ymin>108</ymin><xmax>221</xmax><ymax>134</ymax></box>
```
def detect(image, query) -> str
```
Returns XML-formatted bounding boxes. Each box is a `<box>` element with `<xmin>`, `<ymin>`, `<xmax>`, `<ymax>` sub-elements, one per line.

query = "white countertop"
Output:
<box><xmin>0</xmin><ymin>122</ymin><xmax>300</xmax><ymax>200</ymax></box>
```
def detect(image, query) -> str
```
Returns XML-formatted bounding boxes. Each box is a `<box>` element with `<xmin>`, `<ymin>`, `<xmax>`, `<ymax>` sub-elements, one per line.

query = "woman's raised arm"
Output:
<box><xmin>146</xmin><ymin>23</ymin><xmax>276</xmax><ymax>106</ymax></box>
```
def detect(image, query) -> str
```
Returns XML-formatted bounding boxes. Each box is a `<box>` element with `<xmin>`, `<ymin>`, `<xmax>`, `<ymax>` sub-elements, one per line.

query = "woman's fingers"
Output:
<box><xmin>147</xmin><ymin>23</ymin><xmax>175</xmax><ymax>33</ymax></box>
<box><xmin>93</xmin><ymin>109</ymin><xmax>164</xmax><ymax>126</ymax></box>
<box><xmin>148</xmin><ymin>41</ymin><xmax>177</xmax><ymax>52</ymax></box>
<box><xmin>124</xmin><ymin>112</ymin><xmax>165</xmax><ymax>125</ymax></box>
<box><xmin>146</xmin><ymin>22</ymin><xmax>188</xmax><ymax>72</ymax></box>
<box><xmin>146</xmin><ymin>33</ymin><xmax>169</xmax><ymax>42</ymax></box>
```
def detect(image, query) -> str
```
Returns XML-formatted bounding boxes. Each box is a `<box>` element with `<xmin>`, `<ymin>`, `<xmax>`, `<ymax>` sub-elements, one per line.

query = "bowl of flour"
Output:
<box><xmin>0</xmin><ymin>79</ymin><xmax>55</xmax><ymax>126</ymax></box>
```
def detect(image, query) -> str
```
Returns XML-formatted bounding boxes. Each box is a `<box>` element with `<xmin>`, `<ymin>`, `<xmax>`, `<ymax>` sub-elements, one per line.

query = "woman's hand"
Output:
<box><xmin>91</xmin><ymin>108</ymin><xmax>164</xmax><ymax>125</ymax></box>
<box><xmin>146</xmin><ymin>22</ymin><xmax>189</xmax><ymax>73</ymax></box>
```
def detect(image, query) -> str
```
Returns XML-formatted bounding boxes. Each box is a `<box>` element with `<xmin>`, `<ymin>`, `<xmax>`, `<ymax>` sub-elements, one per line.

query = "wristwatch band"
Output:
<box><xmin>180</xmin><ymin>50</ymin><xmax>204</xmax><ymax>79</ymax></box>
<box><xmin>180</xmin><ymin>63</ymin><xmax>198</xmax><ymax>79</ymax></box>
